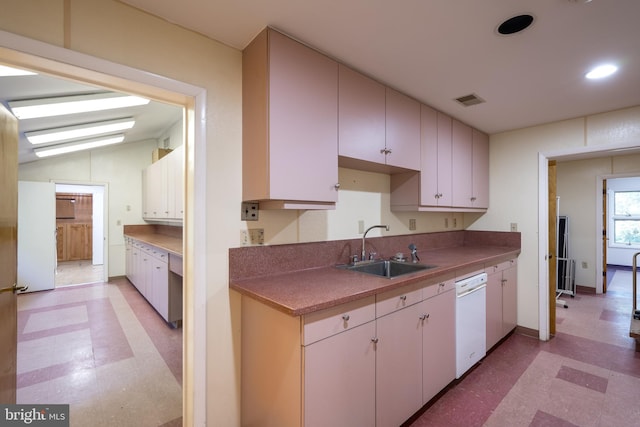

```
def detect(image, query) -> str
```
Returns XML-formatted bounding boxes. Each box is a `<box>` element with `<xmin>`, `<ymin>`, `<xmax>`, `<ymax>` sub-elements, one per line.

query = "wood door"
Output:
<box><xmin>67</xmin><ymin>223</ymin><xmax>91</xmax><ymax>260</ymax></box>
<box><xmin>0</xmin><ymin>104</ymin><xmax>18</xmax><ymax>403</ymax></box>
<box><xmin>548</xmin><ymin>160</ymin><xmax>557</xmax><ymax>335</ymax></box>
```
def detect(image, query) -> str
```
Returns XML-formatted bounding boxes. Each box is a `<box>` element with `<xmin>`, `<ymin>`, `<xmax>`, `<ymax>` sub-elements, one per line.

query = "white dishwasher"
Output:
<box><xmin>455</xmin><ymin>272</ymin><xmax>487</xmax><ymax>379</ymax></box>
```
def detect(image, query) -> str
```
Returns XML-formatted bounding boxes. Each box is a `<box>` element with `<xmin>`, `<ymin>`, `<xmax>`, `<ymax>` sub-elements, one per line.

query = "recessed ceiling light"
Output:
<box><xmin>497</xmin><ymin>14</ymin><xmax>534</xmax><ymax>35</ymax></box>
<box><xmin>585</xmin><ymin>64</ymin><xmax>618</xmax><ymax>79</ymax></box>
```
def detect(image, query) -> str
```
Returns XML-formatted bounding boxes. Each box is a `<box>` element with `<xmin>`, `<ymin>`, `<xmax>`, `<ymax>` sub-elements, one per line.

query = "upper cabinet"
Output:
<box><xmin>338</xmin><ymin>65</ymin><xmax>420</xmax><ymax>173</ymax></box>
<box><xmin>243</xmin><ymin>28</ymin><xmax>339</xmax><ymax>209</ymax></box>
<box><xmin>338</xmin><ymin>65</ymin><xmax>386</xmax><ymax>165</ymax></box>
<box><xmin>390</xmin><ymin>110</ymin><xmax>489</xmax><ymax>212</ymax></box>
<box><xmin>142</xmin><ymin>145</ymin><xmax>184</xmax><ymax>222</ymax></box>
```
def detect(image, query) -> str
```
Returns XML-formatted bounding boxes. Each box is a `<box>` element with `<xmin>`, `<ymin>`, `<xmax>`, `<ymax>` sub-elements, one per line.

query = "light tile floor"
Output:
<box><xmin>409</xmin><ymin>266</ymin><xmax>640</xmax><ymax>427</ymax></box>
<box><xmin>17</xmin><ymin>278</ymin><xmax>182</xmax><ymax>427</ymax></box>
<box><xmin>55</xmin><ymin>260</ymin><xmax>104</xmax><ymax>287</ymax></box>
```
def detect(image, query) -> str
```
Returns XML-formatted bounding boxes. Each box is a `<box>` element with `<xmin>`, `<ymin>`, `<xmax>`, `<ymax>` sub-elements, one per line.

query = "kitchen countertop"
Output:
<box><xmin>123</xmin><ymin>224</ymin><xmax>183</xmax><ymax>256</ymax></box>
<box><xmin>229</xmin><ymin>231</ymin><xmax>520</xmax><ymax>316</ymax></box>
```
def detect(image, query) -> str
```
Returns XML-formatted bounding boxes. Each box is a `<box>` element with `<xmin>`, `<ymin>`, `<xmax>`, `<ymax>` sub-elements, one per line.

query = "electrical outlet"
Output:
<box><xmin>240</xmin><ymin>228</ymin><xmax>264</xmax><ymax>246</ymax></box>
<box><xmin>445</xmin><ymin>218</ymin><xmax>449</xmax><ymax>228</ymax></box>
<box><xmin>241</xmin><ymin>202</ymin><xmax>259</xmax><ymax>221</ymax></box>
<box><xmin>510</xmin><ymin>223</ymin><xmax>518</xmax><ymax>232</ymax></box>
<box><xmin>409</xmin><ymin>219</ymin><xmax>416</xmax><ymax>231</ymax></box>
<box><xmin>453</xmin><ymin>217</ymin><xmax>457</xmax><ymax>228</ymax></box>
<box><xmin>582</xmin><ymin>261</ymin><xmax>588</xmax><ymax>269</ymax></box>
<box><xmin>358</xmin><ymin>220</ymin><xmax>365</xmax><ymax>234</ymax></box>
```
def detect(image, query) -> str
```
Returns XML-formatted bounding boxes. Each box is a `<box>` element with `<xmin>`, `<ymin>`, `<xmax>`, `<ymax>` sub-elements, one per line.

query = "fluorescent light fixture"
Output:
<box><xmin>34</xmin><ymin>134</ymin><xmax>125</xmax><ymax>158</ymax></box>
<box><xmin>0</xmin><ymin>65</ymin><xmax>36</xmax><ymax>76</ymax></box>
<box><xmin>26</xmin><ymin>118</ymin><xmax>135</xmax><ymax>145</ymax></box>
<box><xmin>586</xmin><ymin>64</ymin><xmax>618</xmax><ymax>79</ymax></box>
<box><xmin>8</xmin><ymin>93</ymin><xmax>150</xmax><ymax>119</ymax></box>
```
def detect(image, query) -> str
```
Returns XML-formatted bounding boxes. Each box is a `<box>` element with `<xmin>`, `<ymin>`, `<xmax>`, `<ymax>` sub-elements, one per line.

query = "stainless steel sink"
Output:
<box><xmin>338</xmin><ymin>260</ymin><xmax>436</xmax><ymax>279</ymax></box>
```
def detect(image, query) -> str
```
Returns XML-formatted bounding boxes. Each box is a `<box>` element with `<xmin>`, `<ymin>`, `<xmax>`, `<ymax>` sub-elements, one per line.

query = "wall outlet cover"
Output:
<box><xmin>241</xmin><ymin>202</ymin><xmax>259</xmax><ymax>221</ymax></box>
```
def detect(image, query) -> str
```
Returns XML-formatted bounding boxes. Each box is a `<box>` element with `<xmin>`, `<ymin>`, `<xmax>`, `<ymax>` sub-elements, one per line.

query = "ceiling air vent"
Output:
<box><xmin>455</xmin><ymin>93</ymin><xmax>485</xmax><ymax>107</ymax></box>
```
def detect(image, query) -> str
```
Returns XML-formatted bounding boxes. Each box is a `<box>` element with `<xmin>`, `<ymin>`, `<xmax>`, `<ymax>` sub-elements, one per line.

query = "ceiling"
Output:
<box><xmin>121</xmin><ymin>0</ymin><xmax>640</xmax><ymax>136</ymax></box>
<box><xmin>0</xmin><ymin>72</ymin><xmax>182</xmax><ymax>164</ymax></box>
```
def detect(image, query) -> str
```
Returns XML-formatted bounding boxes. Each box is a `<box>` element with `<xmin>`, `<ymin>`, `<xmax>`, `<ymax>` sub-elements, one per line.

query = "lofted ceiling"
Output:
<box><xmin>0</xmin><ymin>71</ymin><xmax>182</xmax><ymax>164</ymax></box>
<box><xmin>120</xmin><ymin>0</ymin><xmax>640</xmax><ymax>136</ymax></box>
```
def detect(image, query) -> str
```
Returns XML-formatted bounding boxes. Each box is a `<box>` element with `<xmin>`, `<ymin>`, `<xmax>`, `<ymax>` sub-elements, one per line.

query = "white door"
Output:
<box><xmin>17</xmin><ymin>181</ymin><xmax>56</xmax><ymax>293</ymax></box>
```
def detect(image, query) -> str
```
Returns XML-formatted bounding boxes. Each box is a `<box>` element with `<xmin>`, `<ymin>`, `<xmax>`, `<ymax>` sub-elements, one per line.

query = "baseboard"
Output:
<box><xmin>515</xmin><ymin>325</ymin><xmax>538</xmax><ymax>338</ymax></box>
<box><xmin>576</xmin><ymin>285</ymin><xmax>595</xmax><ymax>294</ymax></box>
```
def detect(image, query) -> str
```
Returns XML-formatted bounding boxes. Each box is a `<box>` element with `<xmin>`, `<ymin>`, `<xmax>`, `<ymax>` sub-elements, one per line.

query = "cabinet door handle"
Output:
<box><xmin>419</xmin><ymin>314</ymin><xmax>430</xmax><ymax>321</ymax></box>
<box><xmin>342</xmin><ymin>314</ymin><xmax>350</xmax><ymax>322</ymax></box>
<box><xmin>334</xmin><ymin>183</ymin><xmax>340</xmax><ymax>189</ymax></box>
<box><xmin>371</xmin><ymin>337</ymin><xmax>379</xmax><ymax>344</ymax></box>
<box><xmin>400</xmin><ymin>295</ymin><xmax>407</xmax><ymax>301</ymax></box>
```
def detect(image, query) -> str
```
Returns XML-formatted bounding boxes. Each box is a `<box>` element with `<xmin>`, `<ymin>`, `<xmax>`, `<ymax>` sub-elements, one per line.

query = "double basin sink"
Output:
<box><xmin>338</xmin><ymin>259</ymin><xmax>436</xmax><ymax>279</ymax></box>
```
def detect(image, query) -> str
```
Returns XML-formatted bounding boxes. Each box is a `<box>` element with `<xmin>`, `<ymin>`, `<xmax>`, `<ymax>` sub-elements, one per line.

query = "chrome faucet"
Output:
<box><xmin>361</xmin><ymin>224</ymin><xmax>389</xmax><ymax>262</ymax></box>
<box><xmin>408</xmin><ymin>243</ymin><xmax>420</xmax><ymax>263</ymax></box>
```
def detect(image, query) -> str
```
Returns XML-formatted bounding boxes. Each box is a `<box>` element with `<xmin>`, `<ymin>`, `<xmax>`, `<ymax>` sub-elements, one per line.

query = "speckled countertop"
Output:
<box><xmin>123</xmin><ymin>224</ymin><xmax>183</xmax><ymax>256</ymax></box>
<box><xmin>229</xmin><ymin>230</ymin><xmax>520</xmax><ymax>316</ymax></box>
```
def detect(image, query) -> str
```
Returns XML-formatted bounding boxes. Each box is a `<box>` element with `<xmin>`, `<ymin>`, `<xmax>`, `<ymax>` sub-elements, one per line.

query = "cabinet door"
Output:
<box><xmin>67</xmin><ymin>223</ymin><xmax>90</xmax><ymax>261</ymax></box>
<box><xmin>385</xmin><ymin>88</ymin><xmax>420</xmax><ymax>170</ymax></box>
<box><xmin>485</xmin><ymin>270</ymin><xmax>503</xmax><ymax>350</ymax></box>
<box><xmin>304</xmin><ymin>321</ymin><xmax>376</xmax><ymax>427</ymax></box>
<box><xmin>145</xmin><ymin>161</ymin><xmax>164</xmax><ymax>218</ymax></box>
<box><xmin>150</xmin><ymin>256</ymin><xmax>169</xmax><ymax>321</ymax></box>
<box><xmin>451</xmin><ymin>119</ymin><xmax>473</xmax><ymax>207</ymax></box>
<box><xmin>172</xmin><ymin>145</ymin><xmax>184</xmax><ymax>220</ymax></box>
<box><xmin>56</xmin><ymin>224</ymin><xmax>66</xmax><ymax>261</ymax></box>
<box><xmin>420</xmin><ymin>104</ymin><xmax>439</xmax><ymax>206</ymax></box>
<box><xmin>338</xmin><ymin>64</ymin><xmax>386</xmax><ymax>164</ymax></box>
<box><xmin>268</xmin><ymin>30</ymin><xmax>338</xmax><ymax>203</ymax></box>
<box><xmin>502</xmin><ymin>262</ymin><xmax>517</xmax><ymax>337</ymax></box>
<box><xmin>376</xmin><ymin>303</ymin><xmax>423</xmax><ymax>427</ymax></box>
<box><xmin>422</xmin><ymin>289</ymin><xmax>456</xmax><ymax>404</ymax></box>
<box><xmin>435</xmin><ymin>112</ymin><xmax>452</xmax><ymax>206</ymax></box>
<box><xmin>472</xmin><ymin>129</ymin><xmax>489</xmax><ymax>208</ymax></box>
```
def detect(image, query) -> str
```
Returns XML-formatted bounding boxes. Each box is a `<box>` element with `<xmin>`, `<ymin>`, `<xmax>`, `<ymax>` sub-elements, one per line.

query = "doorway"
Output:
<box><xmin>54</xmin><ymin>183</ymin><xmax>106</xmax><ymax>287</ymax></box>
<box><xmin>0</xmin><ymin>34</ymin><xmax>206</xmax><ymax>424</ymax></box>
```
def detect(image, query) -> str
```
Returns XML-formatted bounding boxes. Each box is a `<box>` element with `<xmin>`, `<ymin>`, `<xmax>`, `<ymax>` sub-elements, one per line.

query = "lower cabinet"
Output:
<box><xmin>485</xmin><ymin>259</ymin><xmax>518</xmax><ymax>350</ymax></box>
<box><xmin>125</xmin><ymin>237</ymin><xmax>178</xmax><ymax>324</ymax></box>
<box><xmin>304</xmin><ymin>321</ymin><xmax>376</xmax><ymax>427</ymax></box>
<box><xmin>241</xmin><ymin>277</ymin><xmax>458</xmax><ymax>427</ymax></box>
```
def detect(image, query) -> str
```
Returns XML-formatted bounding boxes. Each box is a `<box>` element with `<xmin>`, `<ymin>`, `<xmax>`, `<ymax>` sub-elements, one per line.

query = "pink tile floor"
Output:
<box><xmin>16</xmin><ymin>277</ymin><xmax>182</xmax><ymax>427</ymax></box>
<box><xmin>408</xmin><ymin>266</ymin><xmax>640</xmax><ymax>427</ymax></box>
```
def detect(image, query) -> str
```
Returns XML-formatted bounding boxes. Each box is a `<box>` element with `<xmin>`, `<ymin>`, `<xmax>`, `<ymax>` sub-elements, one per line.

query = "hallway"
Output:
<box><xmin>16</xmin><ymin>278</ymin><xmax>182</xmax><ymax>427</ymax></box>
<box><xmin>409</xmin><ymin>266</ymin><xmax>640</xmax><ymax>427</ymax></box>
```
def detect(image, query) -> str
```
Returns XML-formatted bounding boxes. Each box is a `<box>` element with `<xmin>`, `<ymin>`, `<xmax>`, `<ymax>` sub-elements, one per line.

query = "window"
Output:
<box><xmin>612</xmin><ymin>190</ymin><xmax>640</xmax><ymax>247</ymax></box>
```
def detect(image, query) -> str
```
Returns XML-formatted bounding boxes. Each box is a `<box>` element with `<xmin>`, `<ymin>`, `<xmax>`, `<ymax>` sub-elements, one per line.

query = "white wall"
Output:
<box><xmin>19</xmin><ymin>138</ymin><xmax>158</xmax><ymax>276</ymax></box>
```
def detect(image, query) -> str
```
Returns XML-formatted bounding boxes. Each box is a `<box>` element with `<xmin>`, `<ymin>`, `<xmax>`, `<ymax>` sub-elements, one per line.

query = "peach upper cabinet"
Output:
<box><xmin>243</xmin><ymin>28</ymin><xmax>339</xmax><ymax>209</ymax></box>
<box><xmin>338</xmin><ymin>64</ymin><xmax>421</xmax><ymax>173</ymax></box>
<box><xmin>390</xmin><ymin>105</ymin><xmax>489</xmax><ymax>212</ymax></box>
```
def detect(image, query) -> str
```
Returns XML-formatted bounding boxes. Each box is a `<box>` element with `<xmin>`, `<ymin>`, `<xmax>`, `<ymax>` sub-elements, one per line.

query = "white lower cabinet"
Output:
<box><xmin>125</xmin><ymin>237</ymin><xmax>172</xmax><ymax>323</ymax></box>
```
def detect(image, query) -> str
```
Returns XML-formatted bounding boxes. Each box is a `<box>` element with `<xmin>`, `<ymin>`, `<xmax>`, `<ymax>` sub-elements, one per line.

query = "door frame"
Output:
<box><xmin>0</xmin><ymin>30</ymin><xmax>207</xmax><ymax>424</ymax></box>
<box><xmin>54</xmin><ymin>181</ymin><xmax>108</xmax><ymax>283</ymax></box>
<box><xmin>538</xmin><ymin>144</ymin><xmax>640</xmax><ymax>341</ymax></box>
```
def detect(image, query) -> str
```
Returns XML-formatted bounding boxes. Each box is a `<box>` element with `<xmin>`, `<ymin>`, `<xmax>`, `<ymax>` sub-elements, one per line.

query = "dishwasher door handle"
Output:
<box><xmin>456</xmin><ymin>283</ymin><xmax>486</xmax><ymax>298</ymax></box>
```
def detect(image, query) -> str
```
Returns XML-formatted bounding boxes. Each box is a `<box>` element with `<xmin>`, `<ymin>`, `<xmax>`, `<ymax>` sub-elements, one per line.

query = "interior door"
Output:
<box><xmin>18</xmin><ymin>181</ymin><xmax>56</xmax><ymax>293</ymax></box>
<box><xmin>602</xmin><ymin>179</ymin><xmax>608</xmax><ymax>293</ymax></box>
<box><xmin>0</xmin><ymin>104</ymin><xmax>19</xmax><ymax>403</ymax></box>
